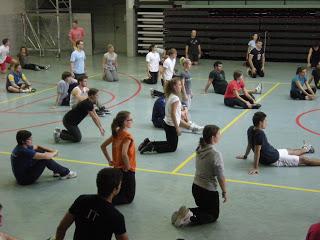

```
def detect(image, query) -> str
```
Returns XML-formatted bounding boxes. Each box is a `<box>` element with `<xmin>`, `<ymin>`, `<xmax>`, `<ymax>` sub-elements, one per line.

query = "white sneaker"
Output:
<box><xmin>302</xmin><ymin>141</ymin><xmax>315</xmax><ymax>153</ymax></box>
<box><xmin>190</xmin><ymin>123</ymin><xmax>204</xmax><ymax>133</ymax></box>
<box><xmin>60</xmin><ymin>170</ymin><xmax>77</xmax><ymax>180</ymax></box>
<box><xmin>174</xmin><ymin>206</ymin><xmax>192</xmax><ymax>227</ymax></box>
<box><xmin>53</xmin><ymin>128</ymin><xmax>61</xmax><ymax>143</ymax></box>
<box><xmin>255</xmin><ymin>83</ymin><xmax>262</xmax><ymax>94</ymax></box>
<box><xmin>44</xmin><ymin>65</ymin><xmax>50</xmax><ymax>70</ymax></box>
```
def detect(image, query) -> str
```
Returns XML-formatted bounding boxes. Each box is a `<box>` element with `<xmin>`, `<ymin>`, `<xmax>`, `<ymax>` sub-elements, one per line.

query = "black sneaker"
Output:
<box><xmin>138</xmin><ymin>138</ymin><xmax>150</xmax><ymax>151</ymax></box>
<box><xmin>96</xmin><ymin>109</ymin><xmax>106</xmax><ymax>117</ymax></box>
<box><xmin>252</xmin><ymin>103</ymin><xmax>261</xmax><ymax>109</ymax></box>
<box><xmin>140</xmin><ymin>142</ymin><xmax>154</xmax><ymax>154</ymax></box>
<box><xmin>99</xmin><ymin>106</ymin><xmax>111</xmax><ymax>114</ymax></box>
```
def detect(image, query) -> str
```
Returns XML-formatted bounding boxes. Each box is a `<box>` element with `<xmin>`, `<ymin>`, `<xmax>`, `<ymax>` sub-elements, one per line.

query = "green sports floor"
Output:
<box><xmin>0</xmin><ymin>54</ymin><xmax>319</xmax><ymax>240</ymax></box>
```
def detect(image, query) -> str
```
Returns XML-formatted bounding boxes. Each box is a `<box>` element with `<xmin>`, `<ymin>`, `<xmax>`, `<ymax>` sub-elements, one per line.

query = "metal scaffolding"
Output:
<box><xmin>22</xmin><ymin>0</ymin><xmax>72</xmax><ymax>57</ymax></box>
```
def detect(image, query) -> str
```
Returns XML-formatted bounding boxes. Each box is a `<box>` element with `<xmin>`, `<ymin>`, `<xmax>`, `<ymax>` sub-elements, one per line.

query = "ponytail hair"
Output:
<box><xmin>197</xmin><ymin>125</ymin><xmax>220</xmax><ymax>151</ymax></box>
<box><xmin>111</xmin><ymin>111</ymin><xmax>131</xmax><ymax>136</ymax></box>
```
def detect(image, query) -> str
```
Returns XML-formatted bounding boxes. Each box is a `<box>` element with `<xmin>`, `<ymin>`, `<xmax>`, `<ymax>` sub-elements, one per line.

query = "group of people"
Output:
<box><xmin>1</xmin><ymin>26</ymin><xmax>320</xmax><ymax>240</ymax></box>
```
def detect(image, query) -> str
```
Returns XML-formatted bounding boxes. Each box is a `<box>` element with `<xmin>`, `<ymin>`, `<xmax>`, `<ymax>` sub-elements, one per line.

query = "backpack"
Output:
<box><xmin>152</xmin><ymin>96</ymin><xmax>165</xmax><ymax>128</ymax></box>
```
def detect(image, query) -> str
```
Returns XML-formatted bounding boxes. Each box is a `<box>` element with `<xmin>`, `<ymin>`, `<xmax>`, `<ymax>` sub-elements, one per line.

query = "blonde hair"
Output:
<box><xmin>107</xmin><ymin>44</ymin><xmax>114</xmax><ymax>50</ymax></box>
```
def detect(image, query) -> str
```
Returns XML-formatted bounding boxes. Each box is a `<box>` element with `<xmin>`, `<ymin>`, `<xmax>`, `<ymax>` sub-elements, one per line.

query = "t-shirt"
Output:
<box><xmin>247</xmin><ymin>126</ymin><xmax>279</xmax><ymax>165</ymax></box>
<box><xmin>250</xmin><ymin>47</ymin><xmax>264</xmax><ymax>66</ymax></box>
<box><xmin>70</xmin><ymin>86</ymin><xmax>89</xmax><ymax>107</ymax></box>
<box><xmin>186</xmin><ymin>37</ymin><xmax>200</xmax><ymax>54</ymax></box>
<box><xmin>209</xmin><ymin>70</ymin><xmax>228</xmax><ymax>93</ymax></box>
<box><xmin>112</xmin><ymin>130</ymin><xmax>136</xmax><ymax>172</ymax></box>
<box><xmin>68</xmin><ymin>27</ymin><xmax>85</xmax><ymax>42</ymax></box>
<box><xmin>306</xmin><ymin>223</ymin><xmax>320</xmax><ymax>240</ymax></box>
<box><xmin>57</xmin><ymin>80</ymin><xmax>70</xmax><ymax>104</ymax></box>
<box><xmin>17</xmin><ymin>54</ymin><xmax>29</xmax><ymax>66</ymax></box>
<box><xmin>69</xmin><ymin>194</ymin><xmax>126</xmax><ymax>240</ymax></box>
<box><xmin>0</xmin><ymin>45</ymin><xmax>9</xmax><ymax>64</ymax></box>
<box><xmin>224</xmin><ymin>79</ymin><xmax>245</xmax><ymax>99</ymax></box>
<box><xmin>194</xmin><ymin>144</ymin><xmax>224</xmax><ymax>192</ymax></box>
<box><xmin>146</xmin><ymin>51</ymin><xmax>160</xmax><ymax>72</ymax></box>
<box><xmin>63</xmin><ymin>98</ymin><xmax>94</xmax><ymax>125</ymax></box>
<box><xmin>164</xmin><ymin>93</ymin><xmax>181</xmax><ymax>126</ymax></box>
<box><xmin>70</xmin><ymin>50</ymin><xmax>86</xmax><ymax>74</ymax></box>
<box><xmin>291</xmin><ymin>74</ymin><xmax>307</xmax><ymax>93</ymax></box>
<box><xmin>103</xmin><ymin>52</ymin><xmax>117</xmax><ymax>71</ymax></box>
<box><xmin>180</xmin><ymin>70</ymin><xmax>192</xmax><ymax>95</ymax></box>
<box><xmin>6</xmin><ymin>71</ymin><xmax>28</xmax><ymax>89</ymax></box>
<box><xmin>11</xmin><ymin>145</ymin><xmax>37</xmax><ymax>181</ymax></box>
<box><xmin>163</xmin><ymin>57</ymin><xmax>176</xmax><ymax>81</ymax></box>
<box><xmin>248</xmin><ymin>40</ymin><xmax>256</xmax><ymax>52</ymax></box>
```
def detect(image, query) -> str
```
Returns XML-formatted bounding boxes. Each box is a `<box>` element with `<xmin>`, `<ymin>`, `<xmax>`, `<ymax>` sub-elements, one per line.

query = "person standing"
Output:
<box><xmin>100</xmin><ymin>111</ymin><xmax>136</xmax><ymax>205</ymax></box>
<box><xmin>248</xmin><ymin>39</ymin><xmax>265</xmax><ymax>78</ymax></box>
<box><xmin>102</xmin><ymin>44</ymin><xmax>119</xmax><ymax>82</ymax></box>
<box><xmin>11</xmin><ymin>130</ymin><xmax>77</xmax><ymax>185</ymax></box>
<box><xmin>54</xmin><ymin>88</ymin><xmax>105</xmax><ymax>143</ymax></box>
<box><xmin>68</xmin><ymin>20</ymin><xmax>85</xmax><ymax>50</ymax></box>
<box><xmin>307</xmin><ymin>41</ymin><xmax>320</xmax><ymax>69</ymax></box>
<box><xmin>171</xmin><ymin>125</ymin><xmax>227</xmax><ymax>227</ymax></box>
<box><xmin>70</xmin><ymin>40</ymin><xmax>86</xmax><ymax>80</ymax></box>
<box><xmin>142</xmin><ymin>44</ymin><xmax>160</xmax><ymax>84</ymax></box>
<box><xmin>55</xmin><ymin>168</ymin><xmax>129</xmax><ymax>240</ymax></box>
<box><xmin>185</xmin><ymin>30</ymin><xmax>201</xmax><ymax>65</ymax></box>
<box><xmin>0</xmin><ymin>38</ymin><xmax>12</xmax><ymax>74</ymax></box>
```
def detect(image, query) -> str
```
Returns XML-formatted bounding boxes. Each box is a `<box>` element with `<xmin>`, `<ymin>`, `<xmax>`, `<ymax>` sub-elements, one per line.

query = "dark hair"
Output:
<box><xmin>2</xmin><ymin>38</ymin><xmax>9</xmax><ymax>45</ymax></box>
<box><xmin>16</xmin><ymin>130</ymin><xmax>32</xmax><ymax>145</ymax></box>
<box><xmin>96</xmin><ymin>168</ymin><xmax>123</xmax><ymax>198</ymax></box>
<box><xmin>61</xmin><ymin>71</ymin><xmax>72</xmax><ymax>80</ymax></box>
<box><xmin>252</xmin><ymin>111</ymin><xmax>267</xmax><ymax>127</ymax></box>
<box><xmin>296</xmin><ymin>66</ymin><xmax>307</xmax><ymax>75</ymax></box>
<box><xmin>256</xmin><ymin>39</ymin><xmax>263</xmax><ymax>44</ymax></box>
<box><xmin>75</xmin><ymin>40</ymin><xmax>83</xmax><ymax>47</ymax></box>
<box><xmin>197</xmin><ymin>125</ymin><xmax>220</xmax><ymax>149</ymax></box>
<box><xmin>19</xmin><ymin>46</ymin><xmax>28</xmax><ymax>56</ymax></box>
<box><xmin>72</xmin><ymin>19</ymin><xmax>78</xmax><ymax>24</ymax></box>
<box><xmin>78</xmin><ymin>74</ymin><xmax>88</xmax><ymax>83</ymax></box>
<box><xmin>313</xmin><ymin>41</ymin><xmax>320</xmax><ymax>47</ymax></box>
<box><xmin>167</xmin><ymin>48</ymin><xmax>177</xmax><ymax>56</ymax></box>
<box><xmin>12</xmin><ymin>63</ymin><xmax>21</xmax><ymax>72</ymax></box>
<box><xmin>233</xmin><ymin>70</ymin><xmax>243</xmax><ymax>80</ymax></box>
<box><xmin>164</xmin><ymin>76</ymin><xmax>181</xmax><ymax>98</ymax></box>
<box><xmin>149</xmin><ymin>44</ymin><xmax>155</xmax><ymax>52</ymax></box>
<box><xmin>111</xmin><ymin>111</ymin><xmax>131</xmax><ymax>136</ymax></box>
<box><xmin>88</xmin><ymin>88</ymin><xmax>99</xmax><ymax>97</ymax></box>
<box><xmin>213</xmin><ymin>61</ymin><xmax>222</xmax><ymax>68</ymax></box>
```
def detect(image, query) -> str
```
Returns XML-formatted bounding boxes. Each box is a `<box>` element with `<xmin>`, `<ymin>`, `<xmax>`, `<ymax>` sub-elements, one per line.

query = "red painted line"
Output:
<box><xmin>0</xmin><ymin>120</ymin><xmax>61</xmax><ymax>134</ymax></box>
<box><xmin>295</xmin><ymin>108</ymin><xmax>320</xmax><ymax>136</ymax></box>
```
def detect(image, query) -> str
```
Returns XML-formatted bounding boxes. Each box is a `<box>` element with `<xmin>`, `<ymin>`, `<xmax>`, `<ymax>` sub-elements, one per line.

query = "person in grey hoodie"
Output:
<box><xmin>171</xmin><ymin>125</ymin><xmax>227</xmax><ymax>227</ymax></box>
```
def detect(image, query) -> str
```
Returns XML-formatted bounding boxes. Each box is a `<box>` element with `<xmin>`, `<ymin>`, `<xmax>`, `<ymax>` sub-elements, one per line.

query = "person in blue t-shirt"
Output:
<box><xmin>10</xmin><ymin>130</ymin><xmax>77</xmax><ymax>185</ymax></box>
<box><xmin>290</xmin><ymin>66</ymin><xmax>316</xmax><ymax>100</ymax></box>
<box><xmin>70</xmin><ymin>40</ymin><xmax>86</xmax><ymax>80</ymax></box>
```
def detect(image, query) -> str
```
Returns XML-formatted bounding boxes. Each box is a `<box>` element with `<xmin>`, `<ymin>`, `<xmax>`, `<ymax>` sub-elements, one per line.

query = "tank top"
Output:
<box><xmin>70</xmin><ymin>86</ymin><xmax>89</xmax><ymax>107</ymax></box>
<box><xmin>311</xmin><ymin>47</ymin><xmax>320</xmax><ymax>68</ymax></box>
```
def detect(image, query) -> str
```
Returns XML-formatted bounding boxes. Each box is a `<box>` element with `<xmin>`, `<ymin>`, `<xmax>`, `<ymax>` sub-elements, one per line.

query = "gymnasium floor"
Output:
<box><xmin>0</xmin><ymin>54</ymin><xmax>319</xmax><ymax>240</ymax></box>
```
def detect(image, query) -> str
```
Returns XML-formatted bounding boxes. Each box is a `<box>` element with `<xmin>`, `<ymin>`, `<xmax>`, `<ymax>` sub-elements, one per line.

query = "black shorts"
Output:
<box><xmin>189</xmin><ymin>53</ymin><xmax>199</xmax><ymax>62</ymax></box>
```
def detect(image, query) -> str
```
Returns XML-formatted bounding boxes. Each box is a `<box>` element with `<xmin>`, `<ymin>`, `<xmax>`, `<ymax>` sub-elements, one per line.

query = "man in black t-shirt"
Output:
<box><xmin>185</xmin><ymin>30</ymin><xmax>201</xmax><ymax>65</ymax></box>
<box><xmin>204</xmin><ymin>61</ymin><xmax>228</xmax><ymax>94</ymax></box>
<box><xmin>237</xmin><ymin>111</ymin><xmax>320</xmax><ymax>175</ymax></box>
<box><xmin>248</xmin><ymin>39</ymin><xmax>265</xmax><ymax>78</ymax></box>
<box><xmin>54</xmin><ymin>88</ymin><xmax>105</xmax><ymax>143</ymax></box>
<box><xmin>55</xmin><ymin>168</ymin><xmax>129</xmax><ymax>240</ymax></box>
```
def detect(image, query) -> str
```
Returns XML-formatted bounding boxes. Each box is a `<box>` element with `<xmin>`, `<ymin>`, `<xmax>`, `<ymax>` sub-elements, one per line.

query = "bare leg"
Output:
<box><xmin>299</xmin><ymin>156</ymin><xmax>320</xmax><ymax>166</ymax></box>
<box><xmin>287</xmin><ymin>148</ymin><xmax>308</xmax><ymax>156</ymax></box>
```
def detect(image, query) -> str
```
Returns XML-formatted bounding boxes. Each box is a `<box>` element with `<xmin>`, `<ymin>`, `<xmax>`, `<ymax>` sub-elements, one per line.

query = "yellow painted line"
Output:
<box><xmin>0</xmin><ymin>151</ymin><xmax>319</xmax><ymax>193</ymax></box>
<box><xmin>171</xmin><ymin>83</ymin><xmax>281</xmax><ymax>174</ymax></box>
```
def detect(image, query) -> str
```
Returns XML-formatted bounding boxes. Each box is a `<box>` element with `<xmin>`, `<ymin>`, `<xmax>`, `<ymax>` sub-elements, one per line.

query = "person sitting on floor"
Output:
<box><xmin>290</xmin><ymin>66</ymin><xmax>316</xmax><ymax>100</ymax></box>
<box><xmin>10</xmin><ymin>130</ymin><xmax>77</xmax><ymax>185</ymax></box>
<box><xmin>6</xmin><ymin>63</ymin><xmax>36</xmax><ymax>93</ymax></box>
<box><xmin>54</xmin><ymin>71</ymin><xmax>78</xmax><ymax>106</ymax></box>
<box><xmin>17</xmin><ymin>46</ymin><xmax>50</xmax><ymax>71</ymax></box>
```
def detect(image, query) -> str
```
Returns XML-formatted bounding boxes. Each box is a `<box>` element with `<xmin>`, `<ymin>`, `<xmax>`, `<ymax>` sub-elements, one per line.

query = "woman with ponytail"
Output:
<box><xmin>171</xmin><ymin>125</ymin><xmax>227</xmax><ymax>227</ymax></box>
<box><xmin>100</xmin><ymin>111</ymin><xmax>136</xmax><ymax>205</ymax></box>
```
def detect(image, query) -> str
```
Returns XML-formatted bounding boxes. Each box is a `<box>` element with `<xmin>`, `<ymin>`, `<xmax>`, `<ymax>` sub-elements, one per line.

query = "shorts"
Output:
<box><xmin>189</xmin><ymin>53</ymin><xmax>199</xmax><ymax>62</ymax></box>
<box><xmin>271</xmin><ymin>149</ymin><xmax>300</xmax><ymax>167</ymax></box>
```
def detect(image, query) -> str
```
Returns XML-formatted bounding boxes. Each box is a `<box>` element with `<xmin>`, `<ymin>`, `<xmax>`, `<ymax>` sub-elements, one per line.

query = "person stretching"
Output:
<box><xmin>290</xmin><ymin>66</ymin><xmax>316</xmax><ymax>100</ymax></box>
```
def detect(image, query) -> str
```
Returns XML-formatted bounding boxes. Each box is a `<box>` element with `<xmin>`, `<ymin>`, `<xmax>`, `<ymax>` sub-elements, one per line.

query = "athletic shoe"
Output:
<box><xmin>255</xmin><ymin>83</ymin><xmax>262</xmax><ymax>94</ymax></box>
<box><xmin>53</xmin><ymin>173</ymin><xmax>60</xmax><ymax>177</ymax></box>
<box><xmin>174</xmin><ymin>206</ymin><xmax>192</xmax><ymax>228</ymax></box>
<box><xmin>302</xmin><ymin>141</ymin><xmax>315</xmax><ymax>153</ymax></box>
<box><xmin>190</xmin><ymin>123</ymin><xmax>204</xmax><ymax>133</ymax></box>
<box><xmin>171</xmin><ymin>211</ymin><xmax>179</xmax><ymax>225</ymax></box>
<box><xmin>99</xmin><ymin>106</ymin><xmax>111</xmax><ymax>114</ymax></box>
<box><xmin>138</xmin><ymin>138</ymin><xmax>150</xmax><ymax>152</ymax></box>
<box><xmin>35</xmin><ymin>66</ymin><xmax>41</xmax><ymax>71</ymax></box>
<box><xmin>140</xmin><ymin>142</ymin><xmax>154</xmax><ymax>154</ymax></box>
<box><xmin>96</xmin><ymin>109</ymin><xmax>106</xmax><ymax>117</ymax></box>
<box><xmin>44</xmin><ymin>65</ymin><xmax>50</xmax><ymax>70</ymax></box>
<box><xmin>30</xmin><ymin>88</ymin><xmax>36</xmax><ymax>93</ymax></box>
<box><xmin>252</xmin><ymin>103</ymin><xmax>261</xmax><ymax>109</ymax></box>
<box><xmin>53</xmin><ymin>128</ymin><xmax>61</xmax><ymax>143</ymax></box>
<box><xmin>150</xmin><ymin>88</ymin><xmax>155</xmax><ymax>98</ymax></box>
<box><xmin>60</xmin><ymin>170</ymin><xmax>77</xmax><ymax>180</ymax></box>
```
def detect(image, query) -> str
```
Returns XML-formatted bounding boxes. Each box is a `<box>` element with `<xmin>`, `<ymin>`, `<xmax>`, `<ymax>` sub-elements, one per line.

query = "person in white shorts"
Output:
<box><xmin>237</xmin><ymin>111</ymin><xmax>320</xmax><ymax>175</ymax></box>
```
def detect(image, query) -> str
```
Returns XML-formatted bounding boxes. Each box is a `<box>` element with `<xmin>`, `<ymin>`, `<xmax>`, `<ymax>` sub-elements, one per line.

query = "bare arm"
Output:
<box><xmin>70</xmin><ymin>62</ymin><xmax>75</xmax><ymax>74</ymax></box>
<box><xmin>295</xmin><ymin>80</ymin><xmax>312</xmax><ymax>96</ymax></box>
<box><xmin>305</xmin><ymin>81</ymin><xmax>315</xmax><ymax>95</ymax></box>
<box><xmin>55</xmin><ymin>213</ymin><xmax>75</xmax><ymax>240</ymax></box>
<box><xmin>249</xmin><ymin>145</ymin><xmax>261</xmax><ymax>175</ymax></box>
<box><xmin>115</xmin><ymin>233</ymin><xmax>129</xmax><ymax>240</ymax></box>
<box><xmin>71</xmin><ymin>88</ymin><xmax>87</xmax><ymax>103</ymax></box>
<box><xmin>248</xmin><ymin>54</ymin><xmax>255</xmax><ymax>70</ymax></box>
<box><xmin>261</xmin><ymin>53</ymin><xmax>265</xmax><ymax>69</ymax></box>
<box><xmin>198</xmin><ymin>44</ymin><xmax>201</xmax><ymax>57</ymax></box>
<box><xmin>307</xmin><ymin>48</ymin><xmax>312</xmax><ymax>67</ymax></box>
<box><xmin>243</xmin><ymin>87</ymin><xmax>255</xmax><ymax>103</ymax></box>
<box><xmin>100</xmin><ymin>136</ymin><xmax>113</xmax><ymax>165</ymax></box>
<box><xmin>237</xmin><ymin>143</ymin><xmax>251</xmax><ymax>159</ymax></box>
<box><xmin>121</xmin><ymin>139</ymin><xmax>131</xmax><ymax>171</ymax></box>
<box><xmin>33</xmin><ymin>151</ymin><xmax>58</xmax><ymax>160</ymax></box>
<box><xmin>33</xmin><ymin>145</ymin><xmax>56</xmax><ymax>153</ymax></box>
<box><xmin>88</xmin><ymin>111</ymin><xmax>105</xmax><ymax>136</ymax></box>
<box><xmin>217</xmin><ymin>176</ymin><xmax>227</xmax><ymax>202</ymax></box>
<box><xmin>204</xmin><ymin>78</ymin><xmax>213</xmax><ymax>93</ymax></box>
<box><xmin>171</xmin><ymin>101</ymin><xmax>181</xmax><ymax>135</ymax></box>
<box><xmin>185</xmin><ymin>45</ymin><xmax>189</xmax><ymax>57</ymax></box>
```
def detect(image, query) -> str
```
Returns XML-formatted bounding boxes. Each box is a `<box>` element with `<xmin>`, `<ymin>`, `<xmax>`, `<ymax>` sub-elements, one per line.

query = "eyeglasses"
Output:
<box><xmin>126</xmin><ymin>119</ymin><xmax>133</xmax><ymax>122</ymax></box>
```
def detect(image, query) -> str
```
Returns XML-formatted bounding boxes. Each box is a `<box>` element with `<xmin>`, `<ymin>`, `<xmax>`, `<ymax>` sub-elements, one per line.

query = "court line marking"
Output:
<box><xmin>295</xmin><ymin>108</ymin><xmax>320</xmax><ymax>136</ymax></box>
<box><xmin>0</xmin><ymin>151</ymin><xmax>318</xmax><ymax>193</ymax></box>
<box><xmin>171</xmin><ymin>83</ymin><xmax>281</xmax><ymax>174</ymax></box>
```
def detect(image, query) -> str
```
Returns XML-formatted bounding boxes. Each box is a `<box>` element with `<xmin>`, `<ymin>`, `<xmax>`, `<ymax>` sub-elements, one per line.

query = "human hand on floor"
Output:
<box><xmin>236</xmin><ymin>155</ymin><xmax>247</xmax><ymax>160</ymax></box>
<box><xmin>248</xmin><ymin>168</ymin><xmax>259</xmax><ymax>175</ymax></box>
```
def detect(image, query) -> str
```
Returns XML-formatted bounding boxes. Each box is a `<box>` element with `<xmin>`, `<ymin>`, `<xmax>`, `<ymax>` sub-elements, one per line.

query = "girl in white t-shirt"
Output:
<box><xmin>102</xmin><ymin>44</ymin><xmax>119</xmax><ymax>82</ymax></box>
<box><xmin>246</xmin><ymin>33</ymin><xmax>258</xmax><ymax>65</ymax></box>
<box><xmin>139</xmin><ymin>77</ymin><xmax>203</xmax><ymax>154</ymax></box>
<box><xmin>142</xmin><ymin>44</ymin><xmax>160</xmax><ymax>84</ymax></box>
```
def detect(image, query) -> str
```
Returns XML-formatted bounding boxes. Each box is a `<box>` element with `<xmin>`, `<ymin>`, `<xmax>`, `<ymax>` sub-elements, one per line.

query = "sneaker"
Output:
<box><xmin>53</xmin><ymin>173</ymin><xmax>60</xmax><ymax>177</ymax></box>
<box><xmin>171</xmin><ymin>211</ymin><xmax>179</xmax><ymax>225</ymax></box>
<box><xmin>96</xmin><ymin>109</ymin><xmax>106</xmax><ymax>117</ymax></box>
<box><xmin>60</xmin><ymin>170</ymin><xmax>77</xmax><ymax>180</ymax></box>
<box><xmin>174</xmin><ymin>206</ymin><xmax>192</xmax><ymax>228</ymax></box>
<box><xmin>150</xmin><ymin>88</ymin><xmax>155</xmax><ymax>98</ymax></box>
<box><xmin>255</xmin><ymin>83</ymin><xmax>262</xmax><ymax>94</ymax></box>
<box><xmin>53</xmin><ymin>128</ymin><xmax>61</xmax><ymax>143</ymax></box>
<box><xmin>44</xmin><ymin>65</ymin><xmax>50</xmax><ymax>70</ymax></box>
<box><xmin>30</xmin><ymin>88</ymin><xmax>36</xmax><ymax>93</ymax></box>
<box><xmin>302</xmin><ymin>141</ymin><xmax>315</xmax><ymax>153</ymax></box>
<box><xmin>252</xmin><ymin>103</ymin><xmax>261</xmax><ymax>109</ymax></box>
<box><xmin>35</xmin><ymin>66</ymin><xmax>41</xmax><ymax>71</ymax></box>
<box><xmin>190</xmin><ymin>123</ymin><xmax>204</xmax><ymax>133</ymax></box>
<box><xmin>140</xmin><ymin>142</ymin><xmax>154</xmax><ymax>154</ymax></box>
<box><xmin>138</xmin><ymin>138</ymin><xmax>150</xmax><ymax>151</ymax></box>
<box><xmin>99</xmin><ymin>106</ymin><xmax>111</xmax><ymax>114</ymax></box>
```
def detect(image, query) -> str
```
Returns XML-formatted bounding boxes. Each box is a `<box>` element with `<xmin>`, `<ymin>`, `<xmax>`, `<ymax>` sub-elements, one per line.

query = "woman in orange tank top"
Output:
<box><xmin>100</xmin><ymin>111</ymin><xmax>136</xmax><ymax>205</ymax></box>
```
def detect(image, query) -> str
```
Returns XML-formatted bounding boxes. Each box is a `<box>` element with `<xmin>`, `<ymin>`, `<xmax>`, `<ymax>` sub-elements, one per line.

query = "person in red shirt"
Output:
<box><xmin>224</xmin><ymin>70</ymin><xmax>261</xmax><ymax>109</ymax></box>
<box><xmin>306</xmin><ymin>222</ymin><xmax>320</xmax><ymax>240</ymax></box>
<box><xmin>68</xmin><ymin>20</ymin><xmax>85</xmax><ymax>50</ymax></box>
<box><xmin>100</xmin><ymin>111</ymin><xmax>136</xmax><ymax>205</ymax></box>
